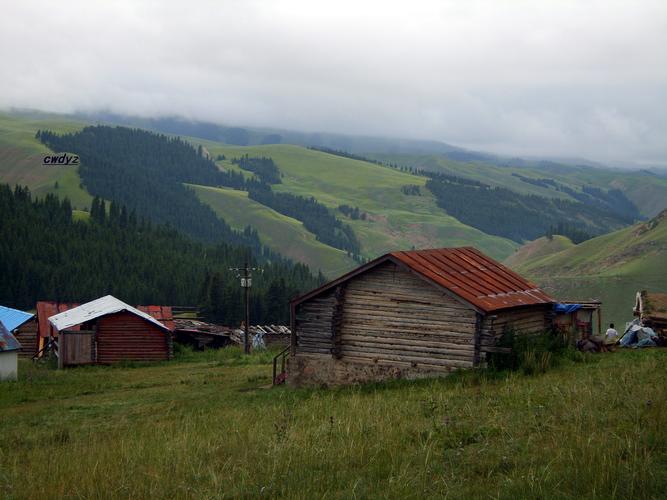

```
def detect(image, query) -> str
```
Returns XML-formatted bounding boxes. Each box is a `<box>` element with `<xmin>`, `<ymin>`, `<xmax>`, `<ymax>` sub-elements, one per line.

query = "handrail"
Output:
<box><xmin>272</xmin><ymin>345</ymin><xmax>290</xmax><ymax>386</ymax></box>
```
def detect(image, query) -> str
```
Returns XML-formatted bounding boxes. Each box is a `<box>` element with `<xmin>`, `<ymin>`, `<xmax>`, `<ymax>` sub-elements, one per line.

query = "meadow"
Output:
<box><xmin>1</xmin><ymin>347</ymin><xmax>665</xmax><ymax>499</ymax></box>
<box><xmin>0</xmin><ymin>112</ymin><xmax>91</xmax><ymax>210</ymax></box>
<box><xmin>196</xmin><ymin>142</ymin><xmax>518</xmax><ymax>263</ymax></box>
<box><xmin>190</xmin><ymin>184</ymin><xmax>356</xmax><ymax>276</ymax></box>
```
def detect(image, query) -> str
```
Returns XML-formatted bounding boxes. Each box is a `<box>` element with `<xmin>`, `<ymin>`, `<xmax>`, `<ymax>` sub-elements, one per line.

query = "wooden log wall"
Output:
<box><xmin>14</xmin><ymin>319</ymin><xmax>38</xmax><ymax>359</ymax></box>
<box><xmin>294</xmin><ymin>288</ymin><xmax>337</xmax><ymax>355</ymax></box>
<box><xmin>480</xmin><ymin>305</ymin><xmax>551</xmax><ymax>351</ymax></box>
<box><xmin>96</xmin><ymin>312</ymin><xmax>170</xmax><ymax>363</ymax></box>
<box><xmin>337</xmin><ymin>262</ymin><xmax>477</xmax><ymax>371</ymax></box>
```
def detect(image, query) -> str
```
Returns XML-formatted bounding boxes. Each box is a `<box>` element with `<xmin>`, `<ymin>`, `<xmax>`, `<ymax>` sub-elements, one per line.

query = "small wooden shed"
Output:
<box><xmin>288</xmin><ymin>247</ymin><xmax>554</xmax><ymax>386</ymax></box>
<box><xmin>48</xmin><ymin>295</ymin><xmax>173</xmax><ymax>367</ymax></box>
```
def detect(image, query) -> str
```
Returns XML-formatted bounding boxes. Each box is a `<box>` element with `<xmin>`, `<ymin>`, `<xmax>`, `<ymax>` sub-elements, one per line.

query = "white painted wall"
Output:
<box><xmin>0</xmin><ymin>351</ymin><xmax>18</xmax><ymax>381</ymax></box>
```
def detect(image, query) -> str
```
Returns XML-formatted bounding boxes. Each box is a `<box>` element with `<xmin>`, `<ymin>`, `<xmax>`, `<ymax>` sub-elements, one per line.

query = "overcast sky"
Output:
<box><xmin>1</xmin><ymin>0</ymin><xmax>666</xmax><ymax>166</ymax></box>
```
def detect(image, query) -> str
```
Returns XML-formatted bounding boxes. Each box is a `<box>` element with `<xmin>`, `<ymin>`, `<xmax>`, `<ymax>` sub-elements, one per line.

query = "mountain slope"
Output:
<box><xmin>191</xmin><ymin>185</ymin><xmax>356</xmax><ymax>275</ymax></box>
<box><xmin>506</xmin><ymin>210</ymin><xmax>667</xmax><ymax>327</ymax></box>
<box><xmin>0</xmin><ymin>112</ymin><xmax>90</xmax><ymax>209</ymax></box>
<box><xmin>192</xmin><ymin>141</ymin><xmax>519</xmax><ymax>262</ymax></box>
<box><xmin>370</xmin><ymin>152</ymin><xmax>667</xmax><ymax>218</ymax></box>
<box><xmin>504</xmin><ymin>235</ymin><xmax>575</xmax><ymax>269</ymax></box>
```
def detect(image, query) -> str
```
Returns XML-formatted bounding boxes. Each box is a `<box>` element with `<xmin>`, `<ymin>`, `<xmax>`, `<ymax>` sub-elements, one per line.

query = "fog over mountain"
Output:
<box><xmin>1</xmin><ymin>0</ymin><xmax>665</xmax><ymax>166</ymax></box>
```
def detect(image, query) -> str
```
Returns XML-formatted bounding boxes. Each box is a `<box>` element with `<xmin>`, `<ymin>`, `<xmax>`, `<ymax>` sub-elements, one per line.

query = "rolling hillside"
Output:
<box><xmin>0</xmin><ymin>112</ymin><xmax>517</xmax><ymax>276</ymax></box>
<box><xmin>192</xmin><ymin>141</ymin><xmax>519</xmax><ymax>265</ymax></box>
<box><xmin>190</xmin><ymin>185</ymin><xmax>357</xmax><ymax>275</ymax></box>
<box><xmin>505</xmin><ymin>209</ymin><xmax>667</xmax><ymax>328</ymax></box>
<box><xmin>0</xmin><ymin>112</ymin><xmax>90</xmax><ymax>209</ymax></box>
<box><xmin>504</xmin><ymin>235</ymin><xmax>575</xmax><ymax>269</ymax></box>
<box><xmin>3</xmin><ymin>110</ymin><xmax>663</xmax><ymax>282</ymax></box>
<box><xmin>370</xmin><ymin>152</ymin><xmax>667</xmax><ymax>218</ymax></box>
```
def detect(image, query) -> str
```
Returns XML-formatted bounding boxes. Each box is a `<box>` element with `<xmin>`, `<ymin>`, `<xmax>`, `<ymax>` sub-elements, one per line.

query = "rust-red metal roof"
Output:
<box><xmin>137</xmin><ymin>305</ymin><xmax>175</xmax><ymax>331</ymax></box>
<box><xmin>37</xmin><ymin>302</ymin><xmax>175</xmax><ymax>336</ymax></box>
<box><xmin>37</xmin><ymin>302</ymin><xmax>80</xmax><ymax>338</ymax></box>
<box><xmin>292</xmin><ymin>247</ymin><xmax>554</xmax><ymax>314</ymax></box>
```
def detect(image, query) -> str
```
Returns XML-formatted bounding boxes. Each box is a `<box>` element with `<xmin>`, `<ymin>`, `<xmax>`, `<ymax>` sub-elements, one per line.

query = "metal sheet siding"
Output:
<box><xmin>96</xmin><ymin>311</ymin><xmax>169</xmax><ymax>363</ymax></box>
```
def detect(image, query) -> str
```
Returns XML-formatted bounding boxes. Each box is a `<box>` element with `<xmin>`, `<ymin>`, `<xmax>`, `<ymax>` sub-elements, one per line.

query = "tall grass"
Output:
<box><xmin>0</xmin><ymin>349</ymin><xmax>665</xmax><ymax>498</ymax></box>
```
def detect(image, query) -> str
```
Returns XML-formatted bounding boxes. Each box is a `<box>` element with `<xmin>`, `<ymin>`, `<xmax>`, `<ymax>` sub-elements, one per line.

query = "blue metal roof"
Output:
<box><xmin>0</xmin><ymin>305</ymin><xmax>34</xmax><ymax>332</ymax></box>
<box><xmin>0</xmin><ymin>321</ymin><xmax>21</xmax><ymax>352</ymax></box>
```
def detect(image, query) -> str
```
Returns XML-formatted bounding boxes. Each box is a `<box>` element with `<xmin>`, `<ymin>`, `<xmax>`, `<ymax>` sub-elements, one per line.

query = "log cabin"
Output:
<box><xmin>287</xmin><ymin>247</ymin><xmax>555</xmax><ymax>386</ymax></box>
<box><xmin>48</xmin><ymin>295</ymin><xmax>173</xmax><ymax>367</ymax></box>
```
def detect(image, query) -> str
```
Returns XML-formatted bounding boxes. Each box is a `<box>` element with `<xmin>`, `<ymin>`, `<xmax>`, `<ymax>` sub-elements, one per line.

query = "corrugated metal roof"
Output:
<box><xmin>390</xmin><ymin>247</ymin><xmax>554</xmax><ymax>312</ymax></box>
<box><xmin>0</xmin><ymin>305</ymin><xmax>34</xmax><ymax>332</ymax></box>
<box><xmin>0</xmin><ymin>321</ymin><xmax>21</xmax><ymax>352</ymax></box>
<box><xmin>292</xmin><ymin>247</ymin><xmax>554</xmax><ymax>314</ymax></box>
<box><xmin>48</xmin><ymin>295</ymin><xmax>170</xmax><ymax>332</ymax></box>
<box><xmin>137</xmin><ymin>305</ymin><xmax>175</xmax><ymax>331</ymax></box>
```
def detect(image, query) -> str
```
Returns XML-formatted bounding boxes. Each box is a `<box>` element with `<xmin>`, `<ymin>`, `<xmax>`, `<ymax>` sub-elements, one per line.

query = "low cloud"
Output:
<box><xmin>1</xmin><ymin>0</ymin><xmax>665</xmax><ymax>165</ymax></box>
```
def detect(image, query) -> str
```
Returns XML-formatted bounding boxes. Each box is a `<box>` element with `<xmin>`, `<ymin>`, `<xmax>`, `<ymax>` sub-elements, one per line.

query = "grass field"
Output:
<box><xmin>0</xmin><ymin>112</ymin><xmax>91</xmax><ymax>210</ymax></box>
<box><xmin>191</xmin><ymin>184</ymin><xmax>357</xmax><ymax>275</ymax></box>
<box><xmin>1</xmin><ymin>347</ymin><xmax>665</xmax><ymax>498</ymax></box>
<box><xmin>195</xmin><ymin>141</ymin><xmax>518</xmax><ymax>264</ymax></box>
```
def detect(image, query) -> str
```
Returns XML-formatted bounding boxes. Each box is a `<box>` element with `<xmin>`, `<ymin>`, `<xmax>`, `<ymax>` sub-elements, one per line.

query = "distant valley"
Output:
<box><xmin>1</xmin><ymin>110</ymin><xmax>666</xmax><ymax>294</ymax></box>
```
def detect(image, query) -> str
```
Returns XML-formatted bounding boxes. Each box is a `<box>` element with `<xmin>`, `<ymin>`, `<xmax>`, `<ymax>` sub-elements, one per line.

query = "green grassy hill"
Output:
<box><xmin>504</xmin><ymin>235</ymin><xmax>575</xmax><ymax>269</ymax></box>
<box><xmin>1</xmin><ymin>112</ymin><xmax>517</xmax><ymax>277</ymax></box>
<box><xmin>0</xmin><ymin>112</ymin><xmax>90</xmax><ymax>209</ymax></box>
<box><xmin>506</xmin><ymin>209</ymin><xmax>667</xmax><ymax>327</ymax></box>
<box><xmin>191</xmin><ymin>185</ymin><xmax>357</xmax><ymax>274</ymax></box>
<box><xmin>371</xmin><ymin>152</ymin><xmax>667</xmax><ymax>218</ymax></box>
<box><xmin>2</xmin><ymin>348</ymin><xmax>665</xmax><ymax>498</ymax></box>
<box><xmin>194</xmin><ymin>141</ymin><xmax>519</xmax><ymax>267</ymax></box>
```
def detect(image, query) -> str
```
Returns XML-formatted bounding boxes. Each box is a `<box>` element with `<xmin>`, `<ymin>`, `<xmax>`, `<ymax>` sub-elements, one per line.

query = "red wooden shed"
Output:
<box><xmin>48</xmin><ymin>295</ymin><xmax>173</xmax><ymax>366</ymax></box>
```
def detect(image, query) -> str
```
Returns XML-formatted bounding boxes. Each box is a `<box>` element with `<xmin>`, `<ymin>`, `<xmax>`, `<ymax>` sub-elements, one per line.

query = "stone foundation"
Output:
<box><xmin>287</xmin><ymin>353</ymin><xmax>454</xmax><ymax>387</ymax></box>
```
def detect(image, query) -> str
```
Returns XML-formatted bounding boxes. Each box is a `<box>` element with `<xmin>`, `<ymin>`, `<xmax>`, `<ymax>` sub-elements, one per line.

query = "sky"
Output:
<box><xmin>1</xmin><ymin>0</ymin><xmax>666</xmax><ymax>166</ymax></box>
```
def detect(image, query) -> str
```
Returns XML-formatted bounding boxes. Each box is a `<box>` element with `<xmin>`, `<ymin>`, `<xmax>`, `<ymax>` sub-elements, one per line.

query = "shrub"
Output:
<box><xmin>488</xmin><ymin>328</ymin><xmax>571</xmax><ymax>375</ymax></box>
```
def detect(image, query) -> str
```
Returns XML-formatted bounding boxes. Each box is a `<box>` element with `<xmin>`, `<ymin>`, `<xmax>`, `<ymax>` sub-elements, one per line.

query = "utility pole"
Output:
<box><xmin>229</xmin><ymin>261</ymin><xmax>262</xmax><ymax>354</ymax></box>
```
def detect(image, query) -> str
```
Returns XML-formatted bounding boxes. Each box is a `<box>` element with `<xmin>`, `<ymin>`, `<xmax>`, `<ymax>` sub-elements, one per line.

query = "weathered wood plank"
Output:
<box><xmin>340</xmin><ymin>348</ymin><xmax>474</xmax><ymax>368</ymax></box>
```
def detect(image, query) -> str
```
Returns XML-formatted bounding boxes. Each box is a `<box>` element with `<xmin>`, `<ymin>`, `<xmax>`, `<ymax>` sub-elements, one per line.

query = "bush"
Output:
<box><xmin>488</xmin><ymin>329</ymin><xmax>572</xmax><ymax>375</ymax></box>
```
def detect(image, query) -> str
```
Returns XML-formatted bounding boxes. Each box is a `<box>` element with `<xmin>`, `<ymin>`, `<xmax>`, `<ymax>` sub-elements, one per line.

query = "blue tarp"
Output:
<box><xmin>0</xmin><ymin>305</ymin><xmax>34</xmax><ymax>332</ymax></box>
<box><xmin>0</xmin><ymin>321</ymin><xmax>21</xmax><ymax>352</ymax></box>
<box><xmin>554</xmin><ymin>303</ymin><xmax>582</xmax><ymax>314</ymax></box>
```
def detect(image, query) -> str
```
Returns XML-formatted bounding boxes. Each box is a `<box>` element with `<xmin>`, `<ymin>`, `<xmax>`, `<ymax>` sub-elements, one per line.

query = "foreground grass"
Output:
<box><xmin>0</xmin><ymin>348</ymin><xmax>665</xmax><ymax>498</ymax></box>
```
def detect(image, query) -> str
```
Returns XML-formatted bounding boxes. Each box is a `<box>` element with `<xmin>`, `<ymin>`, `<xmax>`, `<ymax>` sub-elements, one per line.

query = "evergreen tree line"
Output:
<box><xmin>307</xmin><ymin>146</ymin><xmax>384</xmax><ymax>165</ymax></box>
<box><xmin>425</xmin><ymin>177</ymin><xmax>632</xmax><ymax>243</ymax></box>
<box><xmin>0</xmin><ymin>185</ymin><xmax>321</xmax><ymax>324</ymax></box>
<box><xmin>545</xmin><ymin>222</ymin><xmax>593</xmax><ymax>245</ymax></box>
<box><xmin>400</xmin><ymin>185</ymin><xmax>421</xmax><ymax>196</ymax></box>
<box><xmin>338</xmin><ymin>204</ymin><xmax>367</xmax><ymax>220</ymax></box>
<box><xmin>248</xmin><ymin>183</ymin><xmax>361</xmax><ymax>255</ymax></box>
<box><xmin>37</xmin><ymin>127</ymin><xmax>361</xmax><ymax>261</ymax></box>
<box><xmin>226</xmin><ymin>154</ymin><xmax>362</xmax><ymax>256</ymax></box>
<box><xmin>231</xmin><ymin>155</ymin><xmax>282</xmax><ymax>184</ymax></box>
<box><xmin>36</xmin><ymin>127</ymin><xmax>252</xmax><ymax>246</ymax></box>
